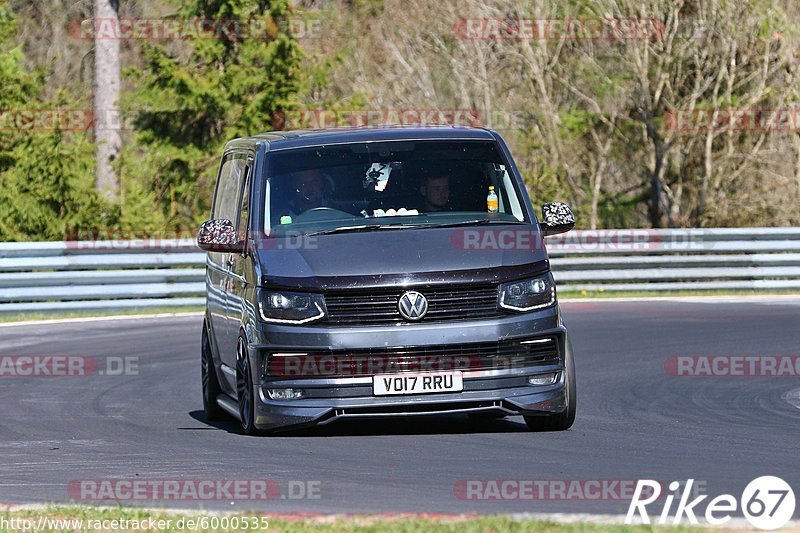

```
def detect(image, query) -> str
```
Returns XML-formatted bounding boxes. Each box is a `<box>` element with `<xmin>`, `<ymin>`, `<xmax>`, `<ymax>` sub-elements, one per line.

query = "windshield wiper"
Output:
<box><xmin>305</xmin><ymin>219</ymin><xmax>526</xmax><ymax>236</ymax></box>
<box><xmin>305</xmin><ymin>224</ymin><xmax>418</xmax><ymax>236</ymax></box>
<box><xmin>414</xmin><ymin>219</ymin><xmax>527</xmax><ymax>229</ymax></box>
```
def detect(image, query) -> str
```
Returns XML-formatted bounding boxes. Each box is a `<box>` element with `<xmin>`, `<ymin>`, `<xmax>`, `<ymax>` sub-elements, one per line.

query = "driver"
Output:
<box><xmin>287</xmin><ymin>168</ymin><xmax>326</xmax><ymax>215</ymax></box>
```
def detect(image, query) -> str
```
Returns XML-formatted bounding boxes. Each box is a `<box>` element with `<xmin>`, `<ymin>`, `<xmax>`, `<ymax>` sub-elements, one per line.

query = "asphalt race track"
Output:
<box><xmin>1</xmin><ymin>298</ymin><xmax>799</xmax><ymax>517</ymax></box>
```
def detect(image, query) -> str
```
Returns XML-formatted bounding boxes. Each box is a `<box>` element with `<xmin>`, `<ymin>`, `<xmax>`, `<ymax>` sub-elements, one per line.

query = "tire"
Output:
<box><xmin>524</xmin><ymin>339</ymin><xmax>576</xmax><ymax>431</ymax></box>
<box><xmin>236</xmin><ymin>335</ymin><xmax>261</xmax><ymax>436</ymax></box>
<box><xmin>201</xmin><ymin>323</ymin><xmax>224</xmax><ymax>421</ymax></box>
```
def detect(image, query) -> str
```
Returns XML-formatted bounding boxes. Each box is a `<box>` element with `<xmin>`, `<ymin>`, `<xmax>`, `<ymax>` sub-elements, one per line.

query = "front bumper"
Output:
<box><xmin>248</xmin><ymin>306</ymin><xmax>567</xmax><ymax>431</ymax></box>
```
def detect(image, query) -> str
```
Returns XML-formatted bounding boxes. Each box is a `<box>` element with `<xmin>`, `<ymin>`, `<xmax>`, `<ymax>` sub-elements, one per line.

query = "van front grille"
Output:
<box><xmin>324</xmin><ymin>285</ymin><xmax>502</xmax><ymax>325</ymax></box>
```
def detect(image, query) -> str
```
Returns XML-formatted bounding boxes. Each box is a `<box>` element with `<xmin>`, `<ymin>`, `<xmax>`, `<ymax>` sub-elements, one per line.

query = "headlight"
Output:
<box><xmin>258</xmin><ymin>291</ymin><xmax>326</xmax><ymax>324</ymax></box>
<box><xmin>499</xmin><ymin>273</ymin><xmax>556</xmax><ymax>312</ymax></box>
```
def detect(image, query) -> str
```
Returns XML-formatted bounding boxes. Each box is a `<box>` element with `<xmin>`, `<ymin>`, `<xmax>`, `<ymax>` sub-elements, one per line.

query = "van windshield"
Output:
<box><xmin>262</xmin><ymin>140</ymin><xmax>528</xmax><ymax>236</ymax></box>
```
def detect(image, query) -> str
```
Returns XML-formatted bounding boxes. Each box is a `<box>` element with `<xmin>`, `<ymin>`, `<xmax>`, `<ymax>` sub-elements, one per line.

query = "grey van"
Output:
<box><xmin>197</xmin><ymin>126</ymin><xmax>577</xmax><ymax>434</ymax></box>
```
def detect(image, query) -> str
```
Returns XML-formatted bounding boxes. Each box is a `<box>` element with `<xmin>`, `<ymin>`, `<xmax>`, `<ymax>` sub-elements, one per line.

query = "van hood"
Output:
<box><xmin>254</xmin><ymin>225</ymin><xmax>549</xmax><ymax>291</ymax></box>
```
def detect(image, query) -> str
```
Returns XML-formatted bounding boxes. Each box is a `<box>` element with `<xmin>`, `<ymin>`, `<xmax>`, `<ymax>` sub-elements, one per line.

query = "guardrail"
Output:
<box><xmin>0</xmin><ymin>241</ymin><xmax>206</xmax><ymax>314</ymax></box>
<box><xmin>1</xmin><ymin>227</ymin><xmax>799</xmax><ymax>314</ymax></box>
<box><xmin>545</xmin><ymin>228</ymin><xmax>800</xmax><ymax>292</ymax></box>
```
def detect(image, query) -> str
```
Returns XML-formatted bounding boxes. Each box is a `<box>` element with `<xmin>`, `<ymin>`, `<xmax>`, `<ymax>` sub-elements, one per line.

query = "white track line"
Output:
<box><xmin>561</xmin><ymin>294</ymin><xmax>800</xmax><ymax>304</ymax></box>
<box><xmin>0</xmin><ymin>312</ymin><xmax>203</xmax><ymax>328</ymax></box>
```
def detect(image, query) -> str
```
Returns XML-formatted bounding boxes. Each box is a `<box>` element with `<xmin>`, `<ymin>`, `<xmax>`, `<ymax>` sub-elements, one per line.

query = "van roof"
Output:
<box><xmin>223</xmin><ymin>125</ymin><xmax>498</xmax><ymax>153</ymax></box>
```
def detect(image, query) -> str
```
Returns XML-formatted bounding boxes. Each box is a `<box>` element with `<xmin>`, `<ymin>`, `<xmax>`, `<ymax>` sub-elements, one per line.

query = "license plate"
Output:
<box><xmin>372</xmin><ymin>371</ymin><xmax>464</xmax><ymax>396</ymax></box>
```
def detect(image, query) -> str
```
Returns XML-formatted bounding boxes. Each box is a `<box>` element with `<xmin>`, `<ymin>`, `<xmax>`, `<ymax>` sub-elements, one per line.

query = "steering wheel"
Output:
<box><xmin>294</xmin><ymin>207</ymin><xmax>352</xmax><ymax>222</ymax></box>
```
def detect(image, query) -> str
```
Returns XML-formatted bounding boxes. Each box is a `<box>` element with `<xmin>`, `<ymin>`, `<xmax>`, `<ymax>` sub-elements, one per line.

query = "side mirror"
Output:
<box><xmin>196</xmin><ymin>219</ymin><xmax>244</xmax><ymax>253</ymax></box>
<box><xmin>540</xmin><ymin>202</ymin><xmax>575</xmax><ymax>236</ymax></box>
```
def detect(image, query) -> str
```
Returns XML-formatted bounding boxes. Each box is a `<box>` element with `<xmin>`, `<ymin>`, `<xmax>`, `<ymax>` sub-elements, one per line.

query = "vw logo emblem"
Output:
<box><xmin>398</xmin><ymin>291</ymin><xmax>428</xmax><ymax>321</ymax></box>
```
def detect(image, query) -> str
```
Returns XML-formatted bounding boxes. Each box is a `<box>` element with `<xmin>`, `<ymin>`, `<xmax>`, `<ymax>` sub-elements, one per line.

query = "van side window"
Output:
<box><xmin>213</xmin><ymin>155</ymin><xmax>246</xmax><ymax>222</ymax></box>
<box><xmin>237</xmin><ymin>165</ymin><xmax>251</xmax><ymax>234</ymax></box>
<box><xmin>212</xmin><ymin>157</ymin><xmax>233</xmax><ymax>219</ymax></box>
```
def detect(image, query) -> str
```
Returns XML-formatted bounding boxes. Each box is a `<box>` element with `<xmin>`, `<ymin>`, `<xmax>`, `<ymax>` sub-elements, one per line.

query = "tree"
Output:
<box><xmin>310</xmin><ymin>0</ymin><xmax>799</xmax><ymax>228</ymax></box>
<box><xmin>123</xmin><ymin>0</ymin><xmax>305</xmax><ymax>228</ymax></box>
<box><xmin>93</xmin><ymin>0</ymin><xmax>121</xmax><ymax>200</ymax></box>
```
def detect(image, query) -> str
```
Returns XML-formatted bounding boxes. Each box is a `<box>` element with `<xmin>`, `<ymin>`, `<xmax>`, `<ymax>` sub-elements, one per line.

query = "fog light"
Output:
<box><xmin>267</xmin><ymin>388</ymin><xmax>304</xmax><ymax>400</ymax></box>
<box><xmin>528</xmin><ymin>372</ymin><xmax>558</xmax><ymax>386</ymax></box>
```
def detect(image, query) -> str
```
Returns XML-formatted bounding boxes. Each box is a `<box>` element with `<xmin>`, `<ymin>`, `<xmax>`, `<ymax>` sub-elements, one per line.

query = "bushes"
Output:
<box><xmin>0</xmin><ymin>132</ymin><xmax>110</xmax><ymax>241</ymax></box>
<box><xmin>121</xmin><ymin>0</ymin><xmax>305</xmax><ymax>230</ymax></box>
<box><xmin>0</xmin><ymin>1</ymin><xmax>111</xmax><ymax>241</ymax></box>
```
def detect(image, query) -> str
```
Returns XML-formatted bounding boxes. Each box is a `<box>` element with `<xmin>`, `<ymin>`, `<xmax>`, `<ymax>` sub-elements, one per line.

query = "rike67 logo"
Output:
<box><xmin>626</xmin><ymin>476</ymin><xmax>796</xmax><ymax>530</ymax></box>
